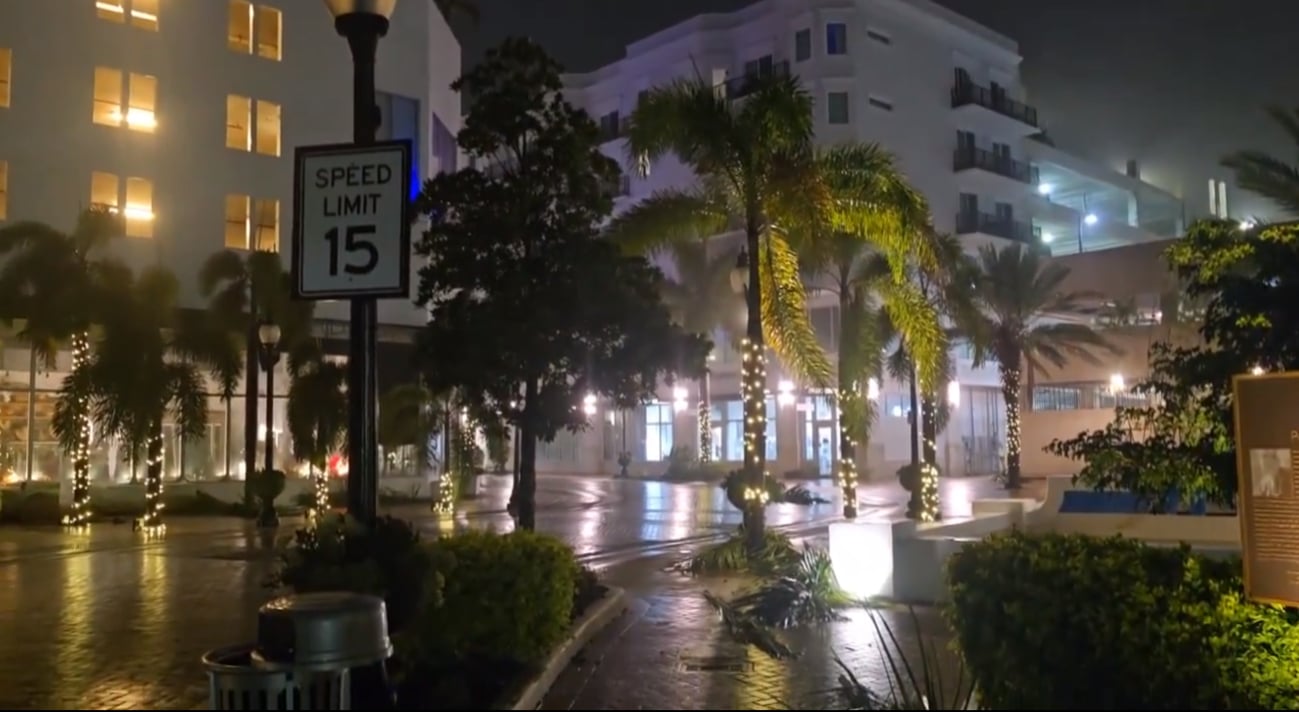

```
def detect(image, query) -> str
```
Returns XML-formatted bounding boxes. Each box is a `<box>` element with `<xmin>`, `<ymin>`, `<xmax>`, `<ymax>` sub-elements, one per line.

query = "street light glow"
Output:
<box><xmin>1083</xmin><ymin>213</ymin><xmax>1099</xmax><ymax>226</ymax></box>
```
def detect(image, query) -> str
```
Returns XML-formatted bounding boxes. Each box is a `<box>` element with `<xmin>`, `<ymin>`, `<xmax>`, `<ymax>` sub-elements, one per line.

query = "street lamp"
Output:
<box><xmin>323</xmin><ymin>0</ymin><xmax>395</xmax><ymax>526</ymax></box>
<box><xmin>257</xmin><ymin>320</ymin><xmax>282</xmax><ymax>474</ymax></box>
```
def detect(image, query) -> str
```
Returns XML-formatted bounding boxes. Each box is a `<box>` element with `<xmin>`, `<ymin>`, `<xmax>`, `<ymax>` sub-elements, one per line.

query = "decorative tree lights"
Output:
<box><xmin>313</xmin><ymin>470</ymin><xmax>330</xmax><ymax>515</ymax></box>
<box><xmin>433</xmin><ymin>473</ymin><xmax>456</xmax><ymax>515</ymax></box>
<box><xmin>62</xmin><ymin>333</ymin><xmax>94</xmax><ymax>528</ymax></box>
<box><xmin>140</xmin><ymin>431</ymin><xmax>165</xmax><ymax>533</ymax></box>
<box><xmin>739</xmin><ymin>337</ymin><xmax>770</xmax><ymax>509</ymax></box>
<box><xmin>836</xmin><ymin>377</ymin><xmax>878</xmax><ymax>520</ymax></box>
<box><xmin>1001</xmin><ymin>364</ymin><xmax>1022</xmax><ymax>489</ymax></box>
<box><xmin>915</xmin><ymin>394</ymin><xmax>940</xmax><ymax>523</ymax></box>
<box><xmin>697</xmin><ymin>399</ymin><xmax>712</xmax><ymax>463</ymax></box>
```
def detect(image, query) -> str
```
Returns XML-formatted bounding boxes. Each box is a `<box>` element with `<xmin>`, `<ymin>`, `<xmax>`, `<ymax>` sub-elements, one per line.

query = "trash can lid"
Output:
<box><xmin>256</xmin><ymin>592</ymin><xmax>392</xmax><ymax>670</ymax></box>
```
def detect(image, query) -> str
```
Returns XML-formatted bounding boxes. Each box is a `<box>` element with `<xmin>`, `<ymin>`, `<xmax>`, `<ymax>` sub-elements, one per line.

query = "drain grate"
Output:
<box><xmin>678</xmin><ymin>654</ymin><xmax>753</xmax><ymax>673</ymax></box>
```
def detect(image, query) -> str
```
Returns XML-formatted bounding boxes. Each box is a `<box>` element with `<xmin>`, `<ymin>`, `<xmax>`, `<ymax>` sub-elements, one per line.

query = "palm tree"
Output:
<box><xmin>970</xmin><ymin>243</ymin><xmax>1115</xmax><ymax>489</ymax></box>
<box><xmin>608</xmin><ymin>73</ymin><xmax>835</xmax><ymax>550</ymax></box>
<box><xmin>798</xmin><ymin>144</ymin><xmax>934</xmax><ymax>519</ymax></box>
<box><xmin>287</xmin><ymin>357</ymin><xmax>347</xmax><ymax>513</ymax></box>
<box><xmin>0</xmin><ymin>208</ymin><xmax>124</xmax><ymax>524</ymax></box>
<box><xmin>660</xmin><ymin>242</ymin><xmax>743</xmax><ymax>463</ymax></box>
<box><xmin>377</xmin><ymin>382</ymin><xmax>442</xmax><ymax>477</ymax></box>
<box><xmin>54</xmin><ymin>265</ymin><xmax>232</xmax><ymax>529</ymax></box>
<box><xmin>1221</xmin><ymin>106</ymin><xmax>1299</xmax><ymax>216</ymax></box>
<box><xmin>199</xmin><ymin>250</ymin><xmax>316</xmax><ymax>496</ymax></box>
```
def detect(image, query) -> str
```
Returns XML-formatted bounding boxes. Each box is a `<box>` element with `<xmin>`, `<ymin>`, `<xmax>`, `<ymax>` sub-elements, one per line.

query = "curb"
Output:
<box><xmin>508</xmin><ymin>586</ymin><xmax>629</xmax><ymax>711</ymax></box>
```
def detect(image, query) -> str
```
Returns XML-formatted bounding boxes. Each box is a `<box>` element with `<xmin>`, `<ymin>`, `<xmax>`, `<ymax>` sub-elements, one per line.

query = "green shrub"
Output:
<box><xmin>2</xmin><ymin>490</ymin><xmax>61</xmax><ymax>524</ymax></box>
<box><xmin>682</xmin><ymin>529</ymin><xmax>799</xmax><ymax>575</ymax></box>
<box><xmin>274</xmin><ymin>515</ymin><xmax>439</xmax><ymax>637</ymax></box>
<box><xmin>947</xmin><ymin>531</ymin><xmax>1299</xmax><ymax>709</ymax></box>
<box><xmin>412</xmin><ymin>529</ymin><xmax>578</xmax><ymax>667</ymax></box>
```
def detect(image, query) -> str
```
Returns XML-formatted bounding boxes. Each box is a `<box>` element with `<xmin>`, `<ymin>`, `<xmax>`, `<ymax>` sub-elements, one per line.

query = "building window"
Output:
<box><xmin>226</xmin><ymin>95</ymin><xmax>251</xmax><ymax>150</ymax></box>
<box><xmin>90</xmin><ymin>171</ymin><xmax>119</xmax><ymax>212</ymax></box>
<box><xmin>866</xmin><ymin>28</ymin><xmax>891</xmax><ymax>45</ymax></box>
<box><xmin>228</xmin><ymin>96</ymin><xmax>279</xmax><ymax>155</ymax></box>
<box><xmin>253</xmin><ymin>198</ymin><xmax>279</xmax><ymax>251</ymax></box>
<box><xmin>794</xmin><ymin>28</ymin><xmax>811</xmax><ymax>62</ymax></box>
<box><xmin>883</xmin><ymin>393</ymin><xmax>910</xmax><ymax>419</ymax></box>
<box><xmin>91</xmin><ymin>172</ymin><xmax>152</xmax><ymax>237</ymax></box>
<box><xmin>710</xmin><ymin>399</ymin><xmax>777</xmax><ymax>461</ymax></box>
<box><xmin>826</xmin><ymin>22</ymin><xmax>848</xmax><ymax>55</ymax></box>
<box><xmin>98</xmin><ymin>0</ymin><xmax>159</xmax><ymax>30</ymax></box>
<box><xmin>765</xmin><ymin>397</ymin><xmax>778</xmax><ymax>461</ymax></box>
<box><xmin>376</xmin><ymin>91</ymin><xmax>421</xmax><ymax>196</ymax></box>
<box><xmin>868</xmin><ymin>95</ymin><xmax>894</xmax><ymax>112</ymax></box>
<box><xmin>224</xmin><ymin>195</ymin><xmax>250</xmax><ymax>249</ymax></box>
<box><xmin>827</xmin><ymin>91</ymin><xmax>849</xmax><ymax>124</ymax></box>
<box><xmin>644</xmin><ymin>402</ymin><xmax>674</xmax><ymax>462</ymax></box>
<box><xmin>0</xmin><ymin>160</ymin><xmax>7</xmax><ymax>220</ymax></box>
<box><xmin>229</xmin><ymin>2</ymin><xmax>281</xmax><ymax>60</ymax></box>
<box><xmin>431</xmin><ymin>112</ymin><xmax>457</xmax><ymax>175</ymax></box>
<box><xmin>0</xmin><ymin>48</ymin><xmax>9</xmax><ymax>108</ymax></box>
<box><xmin>93</xmin><ymin>68</ymin><xmax>155</xmax><ymax>131</ymax></box>
<box><xmin>255</xmin><ymin>100</ymin><xmax>281</xmax><ymax>156</ymax></box>
<box><xmin>124</xmin><ymin>177</ymin><xmax>154</xmax><ymax>237</ymax></box>
<box><xmin>225</xmin><ymin>195</ymin><xmax>279</xmax><ymax>251</ymax></box>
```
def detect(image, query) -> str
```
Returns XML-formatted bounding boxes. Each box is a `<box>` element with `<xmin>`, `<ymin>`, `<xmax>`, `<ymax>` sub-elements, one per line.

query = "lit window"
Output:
<box><xmin>0</xmin><ymin>48</ymin><xmax>9</xmax><ymax>108</ymax></box>
<box><xmin>226</xmin><ymin>95</ymin><xmax>251</xmax><ymax>150</ymax></box>
<box><xmin>124</xmin><ymin>177</ymin><xmax>153</xmax><ymax>238</ymax></box>
<box><xmin>224</xmin><ymin>194</ymin><xmax>251</xmax><ymax>249</ymax></box>
<box><xmin>0</xmin><ymin>161</ymin><xmax>7</xmax><ymax>220</ymax></box>
<box><xmin>93</xmin><ymin>67</ymin><xmax>123</xmax><ymax>126</ymax></box>
<box><xmin>127</xmin><ymin>73</ymin><xmax>156</xmax><ymax>132</ymax></box>
<box><xmin>255</xmin><ymin>100</ymin><xmax>280</xmax><ymax>156</ymax></box>
<box><xmin>255</xmin><ymin>5</ymin><xmax>282</xmax><ymax>61</ymax></box>
<box><xmin>643</xmin><ymin>403</ymin><xmax>674</xmax><ymax>462</ymax></box>
<box><xmin>130</xmin><ymin>0</ymin><xmax>159</xmax><ymax>30</ymax></box>
<box><xmin>253</xmin><ymin>199</ymin><xmax>279</xmax><ymax>251</ymax></box>
<box><xmin>90</xmin><ymin>171</ymin><xmax>120</xmax><ymax>212</ymax></box>
<box><xmin>96</xmin><ymin>1</ymin><xmax>125</xmax><ymax>22</ymax></box>
<box><xmin>228</xmin><ymin>1</ymin><xmax>252</xmax><ymax>53</ymax></box>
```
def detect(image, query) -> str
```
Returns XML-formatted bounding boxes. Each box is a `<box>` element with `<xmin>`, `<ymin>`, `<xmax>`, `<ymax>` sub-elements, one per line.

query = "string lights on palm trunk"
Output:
<box><xmin>697</xmin><ymin>400</ymin><xmax>712</xmax><ymax>463</ymax></box>
<box><xmin>739</xmin><ymin>337</ymin><xmax>771</xmax><ymax>506</ymax></box>
<box><xmin>836</xmin><ymin>387</ymin><xmax>859</xmax><ymax>518</ymax></box>
<box><xmin>917</xmin><ymin>396</ymin><xmax>940</xmax><ymax>523</ymax></box>
<box><xmin>140</xmin><ymin>430</ymin><xmax>166</xmax><ymax>534</ymax></box>
<box><xmin>313</xmin><ymin>471</ymin><xmax>330</xmax><ymax>515</ymax></box>
<box><xmin>62</xmin><ymin>333</ymin><xmax>93</xmax><ymax>529</ymax></box>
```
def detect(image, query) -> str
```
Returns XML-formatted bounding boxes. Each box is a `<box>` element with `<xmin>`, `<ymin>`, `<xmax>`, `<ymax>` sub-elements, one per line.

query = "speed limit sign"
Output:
<box><xmin>291</xmin><ymin>140</ymin><xmax>412</xmax><ymax>300</ymax></box>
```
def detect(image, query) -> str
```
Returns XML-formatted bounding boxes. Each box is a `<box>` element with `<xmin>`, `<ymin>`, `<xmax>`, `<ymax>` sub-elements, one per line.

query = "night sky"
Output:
<box><xmin>455</xmin><ymin>0</ymin><xmax>1299</xmax><ymax>221</ymax></box>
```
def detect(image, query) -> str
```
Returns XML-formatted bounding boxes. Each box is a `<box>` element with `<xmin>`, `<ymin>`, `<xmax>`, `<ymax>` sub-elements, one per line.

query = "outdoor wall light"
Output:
<box><xmin>582</xmin><ymin>393</ymin><xmax>597</xmax><ymax>416</ymax></box>
<box><xmin>1041</xmin><ymin>231</ymin><xmax>1054</xmax><ymax>243</ymax></box>
<box><xmin>1251</xmin><ymin>365</ymin><xmax>1265</xmax><ymax>376</ymax></box>
<box><xmin>946</xmin><ymin>380</ymin><xmax>961</xmax><ymax>408</ymax></box>
<box><xmin>1037</xmin><ymin>183</ymin><xmax>1052</xmax><ymax>196</ymax></box>
<box><xmin>1109</xmin><ymin>373</ymin><xmax>1125</xmax><ymax>394</ymax></box>
<box><xmin>1083</xmin><ymin>213</ymin><xmax>1099</xmax><ymax>226</ymax></box>
<box><xmin>776</xmin><ymin>379</ymin><xmax>796</xmax><ymax>407</ymax></box>
<box><xmin>672</xmin><ymin>386</ymin><xmax>689</xmax><ymax>413</ymax></box>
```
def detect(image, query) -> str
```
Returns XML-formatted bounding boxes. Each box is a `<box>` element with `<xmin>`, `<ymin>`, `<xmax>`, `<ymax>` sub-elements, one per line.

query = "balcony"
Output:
<box><xmin>955</xmin><ymin>210</ymin><xmax>1040</xmax><ymax>244</ymax></box>
<box><xmin>953</xmin><ymin>146</ymin><xmax>1039</xmax><ymax>185</ymax></box>
<box><xmin>951</xmin><ymin>81</ymin><xmax>1038</xmax><ymax>129</ymax></box>
<box><xmin>724</xmin><ymin>61</ymin><xmax>791</xmax><ymax>100</ymax></box>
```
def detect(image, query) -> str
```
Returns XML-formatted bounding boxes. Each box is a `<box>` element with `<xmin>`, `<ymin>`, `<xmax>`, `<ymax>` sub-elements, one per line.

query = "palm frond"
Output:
<box><xmin>625</xmin><ymin>78</ymin><xmax>742</xmax><ymax>182</ymax></box>
<box><xmin>603</xmin><ymin>189</ymin><xmax>730</xmax><ymax>255</ymax></box>
<box><xmin>879</xmin><ymin>278</ymin><xmax>945</xmax><ymax>390</ymax></box>
<box><xmin>164</xmin><ymin>363</ymin><xmax>209</xmax><ymax>440</ymax></box>
<box><xmin>1222</xmin><ymin>106</ymin><xmax>1299</xmax><ymax>216</ymax></box>
<box><xmin>759</xmin><ymin>233</ymin><xmax>832</xmax><ymax>387</ymax></box>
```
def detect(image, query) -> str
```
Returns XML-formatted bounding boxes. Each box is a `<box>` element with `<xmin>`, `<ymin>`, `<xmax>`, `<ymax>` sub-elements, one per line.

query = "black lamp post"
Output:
<box><xmin>323</xmin><ymin>0</ymin><xmax>393</xmax><ymax>528</ymax></box>
<box><xmin>257</xmin><ymin>320</ymin><xmax>282</xmax><ymax>474</ymax></box>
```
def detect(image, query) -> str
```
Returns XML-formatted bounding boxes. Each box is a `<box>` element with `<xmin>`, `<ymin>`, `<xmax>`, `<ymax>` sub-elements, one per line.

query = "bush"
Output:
<box><xmin>947</xmin><ymin>531</ymin><xmax>1299</xmax><ymax>709</ymax></box>
<box><xmin>274</xmin><ymin>515</ymin><xmax>439</xmax><ymax>637</ymax></box>
<box><xmin>682</xmin><ymin>529</ymin><xmax>799</xmax><ymax>575</ymax></box>
<box><xmin>411</xmin><ymin>529</ymin><xmax>579</xmax><ymax>668</ymax></box>
<box><xmin>0</xmin><ymin>490</ymin><xmax>60</xmax><ymax>524</ymax></box>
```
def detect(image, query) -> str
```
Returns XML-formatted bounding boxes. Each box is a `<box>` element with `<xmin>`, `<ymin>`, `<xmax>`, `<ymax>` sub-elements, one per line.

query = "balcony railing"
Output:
<box><xmin>950</xmin><ymin>82</ymin><xmax>1039</xmax><ymax>128</ymax></box>
<box><xmin>953</xmin><ymin>146</ymin><xmax>1039</xmax><ymax>185</ymax></box>
<box><xmin>955</xmin><ymin>210</ymin><xmax>1040</xmax><ymax>244</ymax></box>
<box><xmin>724</xmin><ymin>61</ymin><xmax>791</xmax><ymax>100</ymax></box>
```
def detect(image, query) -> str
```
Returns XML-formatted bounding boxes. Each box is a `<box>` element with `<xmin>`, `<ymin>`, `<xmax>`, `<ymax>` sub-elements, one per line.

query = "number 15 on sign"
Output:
<box><xmin>291</xmin><ymin>140</ymin><xmax>412</xmax><ymax>301</ymax></box>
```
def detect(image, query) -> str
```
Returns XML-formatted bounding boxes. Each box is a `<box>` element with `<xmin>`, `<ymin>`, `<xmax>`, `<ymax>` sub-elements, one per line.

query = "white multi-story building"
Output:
<box><xmin>549</xmin><ymin>0</ymin><xmax>1185</xmax><ymax>481</ymax></box>
<box><xmin>0</xmin><ymin>0</ymin><xmax>460</xmax><ymax>483</ymax></box>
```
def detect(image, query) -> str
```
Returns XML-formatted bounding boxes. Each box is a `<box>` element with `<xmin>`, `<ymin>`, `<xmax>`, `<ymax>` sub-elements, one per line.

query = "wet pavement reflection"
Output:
<box><xmin>0</xmin><ymin>474</ymin><xmax>1012</xmax><ymax>709</ymax></box>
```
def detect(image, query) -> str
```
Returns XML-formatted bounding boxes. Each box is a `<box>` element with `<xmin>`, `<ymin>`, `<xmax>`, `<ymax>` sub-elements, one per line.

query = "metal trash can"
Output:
<box><xmin>203</xmin><ymin>644</ymin><xmax>350</xmax><ymax>710</ymax></box>
<box><xmin>202</xmin><ymin>592</ymin><xmax>393</xmax><ymax>710</ymax></box>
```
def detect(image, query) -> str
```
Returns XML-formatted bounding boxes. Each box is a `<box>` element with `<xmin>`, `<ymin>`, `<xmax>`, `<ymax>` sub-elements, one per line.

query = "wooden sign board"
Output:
<box><xmin>1233</xmin><ymin>371</ymin><xmax>1299</xmax><ymax>607</ymax></box>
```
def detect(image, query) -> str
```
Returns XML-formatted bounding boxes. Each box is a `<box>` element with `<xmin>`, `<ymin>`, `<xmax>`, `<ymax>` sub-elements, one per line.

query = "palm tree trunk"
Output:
<box><xmin>835</xmin><ymin>297</ymin><xmax>858</xmax><ymax>519</ymax></box>
<box><xmin>918</xmin><ymin>394</ymin><xmax>940</xmax><ymax>522</ymax></box>
<box><xmin>223</xmin><ymin>396</ymin><xmax>232</xmax><ymax>479</ymax></box>
<box><xmin>698</xmin><ymin>365</ymin><xmax>712</xmax><ymax>464</ymax></box>
<box><xmin>24</xmin><ymin>344</ymin><xmax>36</xmax><ymax>486</ymax></box>
<box><xmin>243</xmin><ymin>317</ymin><xmax>259</xmax><ymax>504</ymax></box>
<box><xmin>1000</xmin><ymin>363</ymin><xmax>1022</xmax><ymax>489</ymax></box>
<box><xmin>66</xmin><ymin>332</ymin><xmax>93</xmax><ymax>526</ymax></box>
<box><xmin>515</xmin><ymin>377</ymin><xmax>539</xmax><ymax>530</ymax></box>
<box><xmin>142</xmin><ymin>420</ymin><xmax>165</xmax><ymax>530</ymax></box>
<box><xmin>907</xmin><ymin>365</ymin><xmax>920</xmax><ymax>466</ymax></box>
<box><xmin>741</xmin><ymin>228</ymin><xmax>767</xmax><ymax>553</ymax></box>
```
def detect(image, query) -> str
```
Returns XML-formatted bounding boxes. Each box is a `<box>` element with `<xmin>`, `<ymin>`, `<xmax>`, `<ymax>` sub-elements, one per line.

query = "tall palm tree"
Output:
<box><xmin>54</xmin><ymin>265</ymin><xmax>232</xmax><ymax>530</ymax></box>
<box><xmin>377</xmin><ymin>382</ymin><xmax>443</xmax><ymax>478</ymax></box>
<box><xmin>0</xmin><ymin>208</ymin><xmax>123</xmax><ymax>524</ymax></box>
<box><xmin>288</xmin><ymin>357</ymin><xmax>347</xmax><ymax>513</ymax></box>
<box><xmin>608</xmin><ymin>73</ymin><xmax>838</xmax><ymax>550</ymax></box>
<box><xmin>199</xmin><ymin>250</ymin><xmax>316</xmax><ymax>496</ymax></box>
<box><xmin>798</xmin><ymin>143</ymin><xmax>934</xmax><ymax>519</ymax></box>
<box><xmin>970</xmin><ymin>243</ymin><xmax>1115</xmax><ymax>489</ymax></box>
<box><xmin>1221</xmin><ymin>106</ymin><xmax>1299</xmax><ymax>216</ymax></box>
<box><xmin>660</xmin><ymin>241</ymin><xmax>742</xmax><ymax>463</ymax></box>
